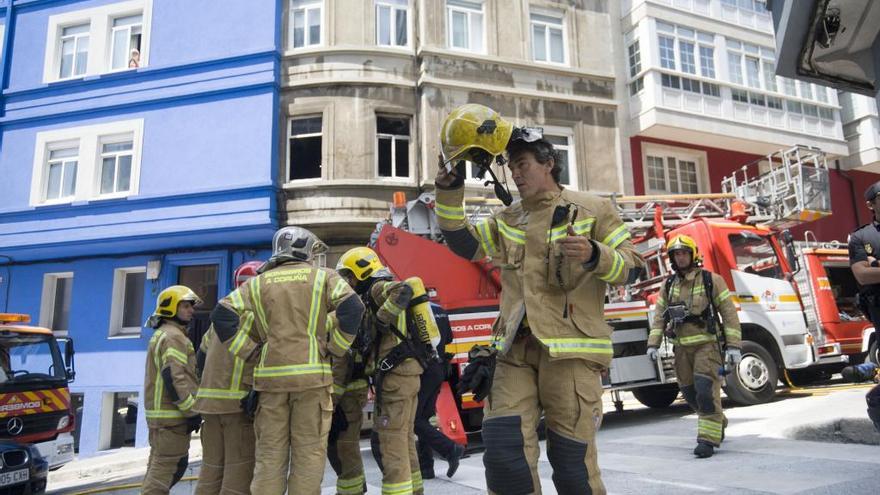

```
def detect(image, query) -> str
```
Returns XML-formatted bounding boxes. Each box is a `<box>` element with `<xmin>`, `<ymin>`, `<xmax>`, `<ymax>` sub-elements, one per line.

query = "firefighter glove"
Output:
<box><xmin>187</xmin><ymin>414</ymin><xmax>202</xmax><ymax>434</ymax></box>
<box><xmin>457</xmin><ymin>345</ymin><xmax>497</xmax><ymax>402</ymax></box>
<box><xmin>724</xmin><ymin>348</ymin><xmax>742</xmax><ymax>366</ymax></box>
<box><xmin>646</xmin><ymin>347</ymin><xmax>659</xmax><ymax>361</ymax></box>
<box><xmin>241</xmin><ymin>390</ymin><xmax>260</xmax><ymax>420</ymax></box>
<box><xmin>331</xmin><ymin>404</ymin><xmax>349</xmax><ymax>433</ymax></box>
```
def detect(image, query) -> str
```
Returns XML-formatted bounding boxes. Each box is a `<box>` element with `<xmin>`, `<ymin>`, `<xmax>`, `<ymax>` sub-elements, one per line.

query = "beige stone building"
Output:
<box><xmin>281</xmin><ymin>0</ymin><xmax>623</xmax><ymax>256</ymax></box>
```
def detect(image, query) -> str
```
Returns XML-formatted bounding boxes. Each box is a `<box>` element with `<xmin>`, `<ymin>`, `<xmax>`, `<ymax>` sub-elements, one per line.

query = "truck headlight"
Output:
<box><xmin>57</xmin><ymin>415</ymin><xmax>70</xmax><ymax>430</ymax></box>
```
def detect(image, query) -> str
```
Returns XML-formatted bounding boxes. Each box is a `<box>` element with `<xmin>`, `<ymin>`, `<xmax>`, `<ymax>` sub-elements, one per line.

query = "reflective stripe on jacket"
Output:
<box><xmin>194</xmin><ymin>324</ymin><xmax>254</xmax><ymax>414</ymax></box>
<box><xmin>436</xmin><ymin>186</ymin><xmax>644</xmax><ymax>368</ymax></box>
<box><xmin>144</xmin><ymin>321</ymin><xmax>199</xmax><ymax>426</ymax></box>
<box><xmin>225</xmin><ymin>261</ymin><xmax>359</xmax><ymax>392</ymax></box>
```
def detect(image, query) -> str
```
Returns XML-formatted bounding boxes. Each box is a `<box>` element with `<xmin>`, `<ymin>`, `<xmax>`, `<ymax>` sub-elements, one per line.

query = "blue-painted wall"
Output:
<box><xmin>0</xmin><ymin>0</ymin><xmax>281</xmax><ymax>457</ymax></box>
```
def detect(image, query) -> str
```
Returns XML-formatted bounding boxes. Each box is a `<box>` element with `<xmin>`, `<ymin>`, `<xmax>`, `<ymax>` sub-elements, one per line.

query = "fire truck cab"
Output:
<box><xmin>0</xmin><ymin>314</ymin><xmax>76</xmax><ymax>469</ymax></box>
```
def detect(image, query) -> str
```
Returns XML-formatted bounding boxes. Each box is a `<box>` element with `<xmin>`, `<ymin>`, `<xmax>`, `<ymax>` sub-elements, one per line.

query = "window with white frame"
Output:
<box><xmin>723</xmin><ymin>0</ymin><xmax>767</xmax><ymax>14</ymax></box>
<box><xmin>645</xmin><ymin>154</ymin><xmax>700</xmax><ymax>194</ymax></box>
<box><xmin>30</xmin><ymin>120</ymin><xmax>144</xmax><ymax>206</ymax></box>
<box><xmin>58</xmin><ymin>23</ymin><xmax>90</xmax><ymax>79</ymax></box>
<box><xmin>110</xmin><ymin>14</ymin><xmax>143</xmax><ymax>70</ymax></box>
<box><xmin>289</xmin><ymin>116</ymin><xmax>323</xmax><ymax>180</ymax></box>
<box><xmin>290</xmin><ymin>0</ymin><xmax>322</xmax><ymax>49</ymax></box>
<box><xmin>531</xmin><ymin>11</ymin><xmax>565</xmax><ymax>64</ymax></box>
<box><xmin>45</xmin><ymin>145</ymin><xmax>79</xmax><ymax>202</ymax></box>
<box><xmin>109</xmin><ymin>267</ymin><xmax>146</xmax><ymax>337</ymax></box>
<box><xmin>446</xmin><ymin>0</ymin><xmax>484</xmax><ymax>53</ymax></box>
<box><xmin>377</xmin><ymin>115</ymin><xmax>410</xmax><ymax>179</ymax></box>
<box><xmin>44</xmin><ymin>2</ymin><xmax>151</xmax><ymax>83</ymax></box>
<box><xmin>656</xmin><ymin>23</ymin><xmax>715</xmax><ymax>78</ymax></box>
<box><xmin>628</xmin><ymin>39</ymin><xmax>644</xmax><ymax>95</ymax></box>
<box><xmin>40</xmin><ymin>273</ymin><xmax>74</xmax><ymax>335</ymax></box>
<box><xmin>376</xmin><ymin>0</ymin><xmax>408</xmax><ymax>47</ymax></box>
<box><xmin>99</xmin><ymin>136</ymin><xmax>134</xmax><ymax>196</ymax></box>
<box><xmin>726</xmin><ymin>39</ymin><xmax>778</xmax><ymax>92</ymax></box>
<box><xmin>545</xmin><ymin>134</ymin><xmax>576</xmax><ymax>189</ymax></box>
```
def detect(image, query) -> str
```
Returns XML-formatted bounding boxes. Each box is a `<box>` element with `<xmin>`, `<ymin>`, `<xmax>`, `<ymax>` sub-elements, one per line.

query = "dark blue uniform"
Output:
<box><xmin>848</xmin><ymin>220</ymin><xmax>880</xmax><ymax>433</ymax></box>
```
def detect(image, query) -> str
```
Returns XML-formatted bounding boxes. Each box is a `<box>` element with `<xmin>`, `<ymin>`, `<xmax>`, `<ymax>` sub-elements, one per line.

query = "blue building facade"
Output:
<box><xmin>0</xmin><ymin>0</ymin><xmax>281</xmax><ymax>456</ymax></box>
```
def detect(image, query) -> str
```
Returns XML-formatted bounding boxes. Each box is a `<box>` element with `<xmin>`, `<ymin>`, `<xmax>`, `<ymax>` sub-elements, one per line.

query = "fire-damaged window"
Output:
<box><xmin>729</xmin><ymin>231</ymin><xmax>784</xmax><ymax>280</ymax></box>
<box><xmin>376</xmin><ymin>115</ymin><xmax>410</xmax><ymax>179</ymax></box>
<box><xmin>289</xmin><ymin>116</ymin><xmax>322</xmax><ymax>180</ymax></box>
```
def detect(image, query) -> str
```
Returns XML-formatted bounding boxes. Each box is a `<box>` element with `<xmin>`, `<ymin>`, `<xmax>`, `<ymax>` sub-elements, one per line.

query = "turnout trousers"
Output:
<box><xmin>143</xmin><ymin>423</ymin><xmax>191</xmax><ymax>494</ymax></box>
<box><xmin>250</xmin><ymin>387</ymin><xmax>333</xmax><ymax>495</ymax></box>
<box><xmin>483</xmin><ymin>334</ymin><xmax>605</xmax><ymax>495</ymax></box>
<box><xmin>674</xmin><ymin>342</ymin><xmax>726</xmax><ymax>446</ymax></box>
<box><xmin>329</xmin><ymin>384</ymin><xmax>369</xmax><ymax>494</ymax></box>
<box><xmin>370</xmin><ymin>371</ymin><xmax>423</xmax><ymax>495</ymax></box>
<box><xmin>414</xmin><ymin>359</ymin><xmax>457</xmax><ymax>475</ymax></box>
<box><xmin>194</xmin><ymin>412</ymin><xmax>256</xmax><ymax>495</ymax></box>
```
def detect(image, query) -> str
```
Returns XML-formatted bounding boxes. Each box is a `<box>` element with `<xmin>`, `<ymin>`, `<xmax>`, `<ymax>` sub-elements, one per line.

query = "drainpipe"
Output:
<box><xmin>835</xmin><ymin>159</ymin><xmax>862</xmax><ymax>228</ymax></box>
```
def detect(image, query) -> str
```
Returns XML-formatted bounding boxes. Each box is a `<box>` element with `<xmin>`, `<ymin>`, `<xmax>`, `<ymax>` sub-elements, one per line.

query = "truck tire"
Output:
<box><xmin>868</xmin><ymin>340</ymin><xmax>879</xmax><ymax>365</ymax></box>
<box><xmin>723</xmin><ymin>340</ymin><xmax>778</xmax><ymax>406</ymax></box>
<box><xmin>632</xmin><ymin>384</ymin><xmax>680</xmax><ymax>408</ymax></box>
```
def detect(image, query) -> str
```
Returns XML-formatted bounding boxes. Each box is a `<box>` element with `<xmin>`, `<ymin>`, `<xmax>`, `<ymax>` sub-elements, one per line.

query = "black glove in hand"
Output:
<box><xmin>456</xmin><ymin>345</ymin><xmax>497</xmax><ymax>402</ymax></box>
<box><xmin>187</xmin><ymin>414</ymin><xmax>202</xmax><ymax>434</ymax></box>
<box><xmin>331</xmin><ymin>405</ymin><xmax>349</xmax><ymax>434</ymax></box>
<box><xmin>240</xmin><ymin>390</ymin><xmax>260</xmax><ymax>420</ymax></box>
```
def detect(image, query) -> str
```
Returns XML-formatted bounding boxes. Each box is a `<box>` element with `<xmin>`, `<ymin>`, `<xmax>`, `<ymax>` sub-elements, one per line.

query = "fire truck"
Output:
<box><xmin>371</xmin><ymin>145</ymin><xmax>861</xmax><ymax>427</ymax></box>
<box><xmin>0</xmin><ymin>313</ymin><xmax>77</xmax><ymax>469</ymax></box>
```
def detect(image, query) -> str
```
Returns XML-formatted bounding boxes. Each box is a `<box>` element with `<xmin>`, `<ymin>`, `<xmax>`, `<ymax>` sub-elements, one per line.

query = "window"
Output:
<box><xmin>727</xmin><ymin>52</ymin><xmax>743</xmax><ymax>84</ymax></box>
<box><xmin>376</xmin><ymin>0</ymin><xmax>408</xmax><ymax>47</ymax></box>
<box><xmin>681</xmin><ymin>77</ymin><xmax>701</xmax><ymax>93</ymax></box>
<box><xmin>646</xmin><ymin>155</ymin><xmax>700</xmax><ymax>194</ymax></box>
<box><xmin>629</xmin><ymin>77</ymin><xmax>644</xmax><ymax>95</ymax></box>
<box><xmin>289</xmin><ymin>116</ymin><xmax>323</xmax><ymax>180</ymax></box>
<box><xmin>728</xmin><ymin>231</ymin><xmax>783</xmax><ymax>280</ymax></box>
<box><xmin>45</xmin><ymin>146</ymin><xmax>79</xmax><ymax>201</ymax></box>
<box><xmin>803</xmin><ymin>104</ymin><xmax>819</xmax><ymax>118</ymax></box>
<box><xmin>531</xmin><ymin>12</ymin><xmax>565</xmax><ymax>64</ymax></box>
<box><xmin>109</xmin><ymin>268</ymin><xmax>145</xmax><ymax>338</ymax></box>
<box><xmin>786</xmin><ymin>100</ymin><xmax>802</xmax><ymax>114</ymax></box>
<box><xmin>701</xmin><ymin>82</ymin><xmax>720</xmax><ymax>97</ymax></box>
<box><xmin>447</xmin><ymin>0</ymin><xmax>484</xmax><ymax>52</ymax></box>
<box><xmin>815</xmin><ymin>86</ymin><xmax>829</xmax><ymax>103</ymax></box>
<box><xmin>781</xmin><ymin>77</ymin><xmax>797</xmax><ymax>96</ymax></box>
<box><xmin>44</xmin><ymin>3</ymin><xmax>151</xmax><ymax>82</ymax></box>
<box><xmin>661</xmin><ymin>73</ymin><xmax>680</xmax><ymax>89</ymax></box>
<box><xmin>656</xmin><ymin>24</ymin><xmax>715</xmax><ymax>77</ymax></box>
<box><xmin>749</xmin><ymin>92</ymin><xmax>766</xmax><ymax>106</ymax></box>
<box><xmin>100</xmin><ymin>138</ymin><xmax>134</xmax><ymax>196</ymax></box>
<box><xmin>377</xmin><ymin>116</ymin><xmax>410</xmax><ymax>179</ymax></box>
<box><xmin>727</xmin><ymin>40</ymin><xmax>776</xmax><ymax>91</ymax></box>
<box><xmin>767</xmin><ymin>96</ymin><xmax>783</xmax><ymax>110</ymax></box>
<box><xmin>659</xmin><ymin>36</ymin><xmax>676</xmax><ymax>69</ymax></box>
<box><xmin>30</xmin><ymin>120</ymin><xmax>144</xmax><ymax>206</ymax></box>
<box><xmin>41</xmin><ymin>273</ymin><xmax>74</xmax><ymax>335</ymax></box>
<box><xmin>545</xmin><ymin>134</ymin><xmax>576</xmax><ymax>189</ymax></box>
<box><xmin>100</xmin><ymin>392</ymin><xmax>138</xmax><ymax>450</ymax></box>
<box><xmin>699</xmin><ymin>45</ymin><xmax>715</xmax><ymax>78</ymax></box>
<box><xmin>291</xmin><ymin>0</ymin><xmax>322</xmax><ymax>48</ymax></box>
<box><xmin>627</xmin><ymin>41</ymin><xmax>641</xmax><ymax>77</ymax></box>
<box><xmin>58</xmin><ymin>24</ymin><xmax>90</xmax><ymax>79</ymax></box>
<box><xmin>110</xmin><ymin>15</ymin><xmax>143</xmax><ymax>70</ymax></box>
<box><xmin>679</xmin><ymin>41</ymin><xmax>696</xmax><ymax>74</ymax></box>
<box><xmin>761</xmin><ymin>60</ymin><xmax>777</xmax><ymax>92</ymax></box>
<box><xmin>799</xmin><ymin>81</ymin><xmax>813</xmax><ymax>100</ymax></box>
<box><xmin>745</xmin><ymin>56</ymin><xmax>760</xmax><ymax>88</ymax></box>
<box><xmin>819</xmin><ymin>107</ymin><xmax>834</xmax><ymax>120</ymax></box>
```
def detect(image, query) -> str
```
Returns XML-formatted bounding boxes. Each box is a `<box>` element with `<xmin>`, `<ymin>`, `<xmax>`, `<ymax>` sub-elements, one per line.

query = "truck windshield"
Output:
<box><xmin>729</xmin><ymin>231</ymin><xmax>784</xmax><ymax>280</ymax></box>
<box><xmin>0</xmin><ymin>334</ymin><xmax>66</xmax><ymax>392</ymax></box>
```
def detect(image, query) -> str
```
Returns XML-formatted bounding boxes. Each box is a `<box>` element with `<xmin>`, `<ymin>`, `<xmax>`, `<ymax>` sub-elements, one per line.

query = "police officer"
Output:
<box><xmin>336</xmin><ymin>246</ymin><xmax>428</xmax><ymax>495</ymax></box>
<box><xmin>414</xmin><ymin>303</ymin><xmax>464</xmax><ymax>480</ymax></box>
<box><xmin>143</xmin><ymin>285</ymin><xmax>203</xmax><ymax>494</ymax></box>
<box><xmin>848</xmin><ymin>180</ymin><xmax>880</xmax><ymax>435</ymax></box>
<box><xmin>210</xmin><ymin>227</ymin><xmax>365</xmax><ymax>495</ymax></box>
<box><xmin>646</xmin><ymin>235</ymin><xmax>742</xmax><ymax>458</ymax></box>
<box><xmin>436</xmin><ymin>104</ymin><xmax>644</xmax><ymax>494</ymax></box>
<box><xmin>193</xmin><ymin>261</ymin><xmax>262</xmax><ymax>495</ymax></box>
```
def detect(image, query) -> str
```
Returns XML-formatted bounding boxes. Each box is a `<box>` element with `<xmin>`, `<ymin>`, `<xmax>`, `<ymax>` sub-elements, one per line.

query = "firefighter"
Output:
<box><xmin>848</xmin><ymin>180</ymin><xmax>880</xmax><ymax>435</ymax></box>
<box><xmin>435</xmin><ymin>104</ymin><xmax>644</xmax><ymax>494</ymax></box>
<box><xmin>193</xmin><ymin>261</ymin><xmax>262</xmax><ymax>495</ymax></box>
<box><xmin>336</xmin><ymin>246</ymin><xmax>427</xmax><ymax>495</ymax></box>
<box><xmin>646</xmin><ymin>235</ymin><xmax>742</xmax><ymax>458</ymax></box>
<box><xmin>210</xmin><ymin>227</ymin><xmax>365</xmax><ymax>495</ymax></box>
<box><xmin>143</xmin><ymin>285</ymin><xmax>203</xmax><ymax>495</ymax></box>
<box><xmin>326</xmin><ymin>310</ymin><xmax>371</xmax><ymax>495</ymax></box>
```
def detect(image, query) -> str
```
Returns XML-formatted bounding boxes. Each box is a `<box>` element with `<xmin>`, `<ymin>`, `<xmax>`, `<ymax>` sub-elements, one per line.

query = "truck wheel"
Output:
<box><xmin>632</xmin><ymin>384</ymin><xmax>680</xmax><ymax>408</ymax></box>
<box><xmin>723</xmin><ymin>340</ymin><xmax>778</xmax><ymax>406</ymax></box>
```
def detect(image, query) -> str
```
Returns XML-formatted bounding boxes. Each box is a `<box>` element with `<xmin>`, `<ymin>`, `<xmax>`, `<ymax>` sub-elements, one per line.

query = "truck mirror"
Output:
<box><xmin>781</xmin><ymin>229</ymin><xmax>800</xmax><ymax>273</ymax></box>
<box><xmin>57</xmin><ymin>337</ymin><xmax>76</xmax><ymax>382</ymax></box>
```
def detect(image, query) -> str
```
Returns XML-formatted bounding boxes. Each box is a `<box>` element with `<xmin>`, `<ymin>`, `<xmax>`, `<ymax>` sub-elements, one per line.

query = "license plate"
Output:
<box><xmin>0</xmin><ymin>468</ymin><xmax>29</xmax><ymax>487</ymax></box>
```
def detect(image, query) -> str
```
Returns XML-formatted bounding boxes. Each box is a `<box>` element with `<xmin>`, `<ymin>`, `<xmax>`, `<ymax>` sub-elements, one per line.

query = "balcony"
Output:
<box><xmin>624</xmin><ymin>0</ymin><xmax>774</xmax><ymax>33</ymax></box>
<box><xmin>629</xmin><ymin>69</ymin><xmax>848</xmax><ymax>156</ymax></box>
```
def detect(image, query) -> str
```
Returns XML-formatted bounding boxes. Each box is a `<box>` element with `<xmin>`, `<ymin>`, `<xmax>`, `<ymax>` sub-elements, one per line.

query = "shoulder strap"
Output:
<box><xmin>664</xmin><ymin>273</ymin><xmax>677</xmax><ymax>300</ymax></box>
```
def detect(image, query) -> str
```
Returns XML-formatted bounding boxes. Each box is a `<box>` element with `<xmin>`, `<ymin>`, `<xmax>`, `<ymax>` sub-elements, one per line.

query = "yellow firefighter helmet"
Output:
<box><xmin>337</xmin><ymin>247</ymin><xmax>385</xmax><ymax>281</ymax></box>
<box><xmin>151</xmin><ymin>285</ymin><xmax>202</xmax><ymax>319</ymax></box>
<box><xmin>666</xmin><ymin>235</ymin><xmax>702</xmax><ymax>264</ymax></box>
<box><xmin>440</xmin><ymin>104</ymin><xmax>514</xmax><ymax>164</ymax></box>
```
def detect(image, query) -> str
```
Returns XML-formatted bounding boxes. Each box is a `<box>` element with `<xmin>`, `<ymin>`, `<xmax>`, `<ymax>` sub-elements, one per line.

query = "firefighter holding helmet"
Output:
<box><xmin>336</xmin><ymin>246</ymin><xmax>434</xmax><ymax>495</ymax></box>
<box><xmin>143</xmin><ymin>285</ymin><xmax>203</xmax><ymax>494</ymax></box>
<box><xmin>210</xmin><ymin>227</ymin><xmax>365</xmax><ymax>495</ymax></box>
<box><xmin>193</xmin><ymin>260</ymin><xmax>262</xmax><ymax>495</ymax></box>
<box><xmin>435</xmin><ymin>103</ymin><xmax>644</xmax><ymax>494</ymax></box>
<box><xmin>647</xmin><ymin>234</ymin><xmax>742</xmax><ymax>458</ymax></box>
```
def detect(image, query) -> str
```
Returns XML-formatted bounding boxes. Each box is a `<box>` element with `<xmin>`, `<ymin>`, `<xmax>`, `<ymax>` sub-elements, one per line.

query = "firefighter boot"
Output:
<box><xmin>446</xmin><ymin>443</ymin><xmax>465</xmax><ymax>478</ymax></box>
<box><xmin>694</xmin><ymin>441</ymin><xmax>715</xmax><ymax>458</ymax></box>
<box><xmin>143</xmin><ymin>424</ymin><xmax>191</xmax><ymax>495</ymax></box>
